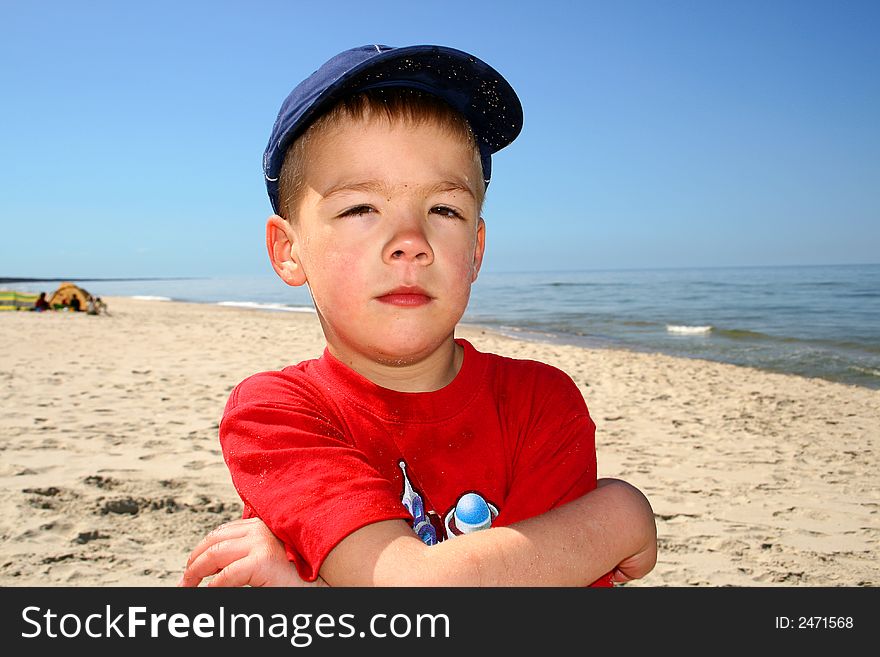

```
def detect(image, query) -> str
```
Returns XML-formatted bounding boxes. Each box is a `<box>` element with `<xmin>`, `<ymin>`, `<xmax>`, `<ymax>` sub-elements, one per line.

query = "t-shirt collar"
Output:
<box><xmin>314</xmin><ymin>338</ymin><xmax>486</xmax><ymax>423</ymax></box>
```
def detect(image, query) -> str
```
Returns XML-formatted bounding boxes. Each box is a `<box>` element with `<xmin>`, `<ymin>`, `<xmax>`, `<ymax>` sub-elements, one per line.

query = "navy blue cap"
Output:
<box><xmin>263</xmin><ymin>44</ymin><xmax>523</xmax><ymax>214</ymax></box>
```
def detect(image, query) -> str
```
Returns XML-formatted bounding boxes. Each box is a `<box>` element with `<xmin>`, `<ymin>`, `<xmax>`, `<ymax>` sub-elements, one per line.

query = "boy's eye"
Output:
<box><xmin>431</xmin><ymin>205</ymin><xmax>464</xmax><ymax>220</ymax></box>
<box><xmin>339</xmin><ymin>205</ymin><xmax>376</xmax><ymax>218</ymax></box>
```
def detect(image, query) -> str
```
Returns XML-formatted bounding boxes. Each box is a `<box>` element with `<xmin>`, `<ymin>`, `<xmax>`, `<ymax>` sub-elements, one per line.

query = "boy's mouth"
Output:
<box><xmin>376</xmin><ymin>286</ymin><xmax>433</xmax><ymax>307</ymax></box>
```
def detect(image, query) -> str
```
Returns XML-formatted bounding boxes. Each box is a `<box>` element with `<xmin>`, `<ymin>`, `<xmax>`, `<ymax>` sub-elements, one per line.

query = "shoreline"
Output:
<box><xmin>1</xmin><ymin>296</ymin><xmax>877</xmax><ymax>586</ymax></box>
<box><xmin>126</xmin><ymin>296</ymin><xmax>880</xmax><ymax>392</ymax></box>
<box><xmin>5</xmin><ymin>271</ymin><xmax>879</xmax><ymax>390</ymax></box>
<box><xmin>21</xmin><ymin>290</ymin><xmax>880</xmax><ymax>391</ymax></box>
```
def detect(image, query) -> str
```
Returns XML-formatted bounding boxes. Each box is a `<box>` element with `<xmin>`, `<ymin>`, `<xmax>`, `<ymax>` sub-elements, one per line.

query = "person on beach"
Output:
<box><xmin>32</xmin><ymin>292</ymin><xmax>50</xmax><ymax>312</ymax></box>
<box><xmin>179</xmin><ymin>45</ymin><xmax>657</xmax><ymax>587</ymax></box>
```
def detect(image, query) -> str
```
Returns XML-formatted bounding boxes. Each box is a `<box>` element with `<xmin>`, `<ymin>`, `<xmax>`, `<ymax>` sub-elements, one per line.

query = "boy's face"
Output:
<box><xmin>268</xmin><ymin>113</ymin><xmax>486</xmax><ymax>369</ymax></box>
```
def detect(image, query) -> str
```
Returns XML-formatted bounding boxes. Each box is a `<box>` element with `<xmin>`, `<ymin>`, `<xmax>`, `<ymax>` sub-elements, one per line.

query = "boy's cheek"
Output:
<box><xmin>301</xmin><ymin>238</ymin><xmax>358</xmax><ymax>272</ymax></box>
<box><xmin>454</xmin><ymin>250</ymin><xmax>481</xmax><ymax>280</ymax></box>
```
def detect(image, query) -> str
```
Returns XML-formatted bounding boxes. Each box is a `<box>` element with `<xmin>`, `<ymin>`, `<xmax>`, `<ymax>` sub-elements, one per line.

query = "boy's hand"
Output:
<box><xmin>178</xmin><ymin>517</ymin><xmax>327</xmax><ymax>587</ymax></box>
<box><xmin>610</xmin><ymin>545</ymin><xmax>657</xmax><ymax>583</ymax></box>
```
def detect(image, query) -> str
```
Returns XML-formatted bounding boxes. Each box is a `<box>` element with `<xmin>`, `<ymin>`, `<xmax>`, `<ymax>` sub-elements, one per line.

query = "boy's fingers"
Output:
<box><xmin>204</xmin><ymin>556</ymin><xmax>262</xmax><ymax>588</ymax></box>
<box><xmin>179</xmin><ymin>538</ymin><xmax>252</xmax><ymax>587</ymax></box>
<box><xmin>177</xmin><ymin>572</ymin><xmax>203</xmax><ymax>588</ymax></box>
<box><xmin>185</xmin><ymin>518</ymin><xmax>262</xmax><ymax>568</ymax></box>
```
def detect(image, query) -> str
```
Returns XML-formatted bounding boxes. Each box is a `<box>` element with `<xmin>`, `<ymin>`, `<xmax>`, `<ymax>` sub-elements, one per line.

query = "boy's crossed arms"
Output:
<box><xmin>180</xmin><ymin>478</ymin><xmax>656</xmax><ymax>587</ymax></box>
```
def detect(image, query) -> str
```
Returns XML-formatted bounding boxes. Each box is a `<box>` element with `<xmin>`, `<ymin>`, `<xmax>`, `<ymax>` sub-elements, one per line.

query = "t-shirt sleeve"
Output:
<box><xmin>220</xmin><ymin>372</ymin><xmax>410</xmax><ymax>582</ymax></box>
<box><xmin>493</xmin><ymin>363</ymin><xmax>613</xmax><ymax>587</ymax></box>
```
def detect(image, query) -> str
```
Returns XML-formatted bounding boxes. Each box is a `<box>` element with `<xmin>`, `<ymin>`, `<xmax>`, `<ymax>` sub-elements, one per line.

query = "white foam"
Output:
<box><xmin>851</xmin><ymin>366</ymin><xmax>880</xmax><ymax>378</ymax></box>
<box><xmin>496</xmin><ymin>324</ymin><xmax>555</xmax><ymax>337</ymax></box>
<box><xmin>667</xmin><ymin>324</ymin><xmax>713</xmax><ymax>335</ymax></box>
<box><xmin>216</xmin><ymin>301</ymin><xmax>316</xmax><ymax>313</ymax></box>
<box><xmin>131</xmin><ymin>295</ymin><xmax>171</xmax><ymax>301</ymax></box>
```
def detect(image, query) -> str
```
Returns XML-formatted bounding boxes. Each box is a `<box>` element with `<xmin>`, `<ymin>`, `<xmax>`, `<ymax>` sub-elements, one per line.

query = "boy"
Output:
<box><xmin>180</xmin><ymin>45</ymin><xmax>656</xmax><ymax>587</ymax></box>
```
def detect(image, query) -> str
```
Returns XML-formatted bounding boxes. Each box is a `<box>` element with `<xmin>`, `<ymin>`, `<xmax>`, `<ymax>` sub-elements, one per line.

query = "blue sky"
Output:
<box><xmin>1</xmin><ymin>0</ymin><xmax>878</xmax><ymax>278</ymax></box>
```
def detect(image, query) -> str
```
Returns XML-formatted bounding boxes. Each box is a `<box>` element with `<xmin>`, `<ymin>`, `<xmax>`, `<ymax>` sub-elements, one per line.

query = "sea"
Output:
<box><xmin>7</xmin><ymin>264</ymin><xmax>880</xmax><ymax>390</ymax></box>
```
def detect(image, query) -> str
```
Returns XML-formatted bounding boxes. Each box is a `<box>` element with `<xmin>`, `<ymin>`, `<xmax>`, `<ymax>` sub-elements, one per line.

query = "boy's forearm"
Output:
<box><xmin>430</xmin><ymin>478</ymin><xmax>654</xmax><ymax>586</ymax></box>
<box><xmin>323</xmin><ymin>479</ymin><xmax>656</xmax><ymax>586</ymax></box>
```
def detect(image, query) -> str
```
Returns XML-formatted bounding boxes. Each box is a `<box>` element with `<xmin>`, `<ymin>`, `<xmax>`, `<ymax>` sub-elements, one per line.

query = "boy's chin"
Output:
<box><xmin>366</xmin><ymin>333</ymin><xmax>456</xmax><ymax>367</ymax></box>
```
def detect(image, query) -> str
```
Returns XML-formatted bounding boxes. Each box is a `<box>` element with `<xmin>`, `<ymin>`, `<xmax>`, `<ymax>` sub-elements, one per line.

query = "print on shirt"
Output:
<box><xmin>398</xmin><ymin>460</ymin><xmax>499</xmax><ymax>545</ymax></box>
<box><xmin>399</xmin><ymin>461</ymin><xmax>439</xmax><ymax>545</ymax></box>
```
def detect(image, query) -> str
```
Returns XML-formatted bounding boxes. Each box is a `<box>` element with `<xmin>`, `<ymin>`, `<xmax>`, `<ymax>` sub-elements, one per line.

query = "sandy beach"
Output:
<box><xmin>1</xmin><ymin>297</ymin><xmax>877</xmax><ymax>587</ymax></box>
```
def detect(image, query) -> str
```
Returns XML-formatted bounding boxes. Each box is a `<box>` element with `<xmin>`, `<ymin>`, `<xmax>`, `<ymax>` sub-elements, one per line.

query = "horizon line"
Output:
<box><xmin>0</xmin><ymin>276</ymin><xmax>200</xmax><ymax>284</ymax></box>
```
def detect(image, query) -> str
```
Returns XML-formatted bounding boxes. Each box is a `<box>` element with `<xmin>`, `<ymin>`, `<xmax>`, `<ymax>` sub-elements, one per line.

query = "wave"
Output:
<box><xmin>543</xmin><ymin>282</ymin><xmax>621</xmax><ymax>288</ymax></box>
<box><xmin>840</xmin><ymin>291</ymin><xmax>880</xmax><ymax>299</ymax></box>
<box><xmin>711</xmin><ymin>328</ymin><xmax>880</xmax><ymax>354</ymax></box>
<box><xmin>714</xmin><ymin>328</ymin><xmax>770</xmax><ymax>340</ymax></box>
<box><xmin>495</xmin><ymin>324</ymin><xmax>558</xmax><ymax>338</ymax></box>
<box><xmin>794</xmin><ymin>281</ymin><xmax>848</xmax><ymax>287</ymax></box>
<box><xmin>216</xmin><ymin>301</ymin><xmax>316</xmax><ymax>313</ymax></box>
<box><xmin>130</xmin><ymin>295</ymin><xmax>171</xmax><ymax>301</ymax></box>
<box><xmin>850</xmin><ymin>366</ymin><xmax>880</xmax><ymax>378</ymax></box>
<box><xmin>666</xmin><ymin>325</ymin><xmax>713</xmax><ymax>335</ymax></box>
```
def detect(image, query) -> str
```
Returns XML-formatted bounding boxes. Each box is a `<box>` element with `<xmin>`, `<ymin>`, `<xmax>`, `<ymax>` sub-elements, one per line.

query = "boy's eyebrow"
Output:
<box><xmin>319</xmin><ymin>179</ymin><xmax>476</xmax><ymax>201</ymax></box>
<box><xmin>319</xmin><ymin>180</ymin><xmax>388</xmax><ymax>200</ymax></box>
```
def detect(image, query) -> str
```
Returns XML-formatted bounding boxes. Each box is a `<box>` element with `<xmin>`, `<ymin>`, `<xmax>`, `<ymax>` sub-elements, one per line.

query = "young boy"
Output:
<box><xmin>179</xmin><ymin>44</ymin><xmax>656</xmax><ymax>587</ymax></box>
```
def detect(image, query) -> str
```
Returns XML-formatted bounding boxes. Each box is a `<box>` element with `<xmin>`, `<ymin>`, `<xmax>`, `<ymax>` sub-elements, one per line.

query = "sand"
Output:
<box><xmin>1</xmin><ymin>297</ymin><xmax>877</xmax><ymax>586</ymax></box>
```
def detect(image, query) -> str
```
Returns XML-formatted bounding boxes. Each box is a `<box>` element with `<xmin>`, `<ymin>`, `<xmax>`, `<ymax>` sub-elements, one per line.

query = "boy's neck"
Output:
<box><xmin>326</xmin><ymin>337</ymin><xmax>464</xmax><ymax>393</ymax></box>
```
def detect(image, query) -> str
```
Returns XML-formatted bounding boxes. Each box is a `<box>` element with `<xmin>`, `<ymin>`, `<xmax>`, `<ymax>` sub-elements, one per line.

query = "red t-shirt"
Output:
<box><xmin>220</xmin><ymin>338</ymin><xmax>612</xmax><ymax>586</ymax></box>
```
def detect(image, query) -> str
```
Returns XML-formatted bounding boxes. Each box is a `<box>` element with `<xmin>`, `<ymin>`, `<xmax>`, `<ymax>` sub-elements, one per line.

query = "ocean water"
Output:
<box><xmin>8</xmin><ymin>264</ymin><xmax>880</xmax><ymax>390</ymax></box>
<box><xmin>467</xmin><ymin>265</ymin><xmax>880</xmax><ymax>390</ymax></box>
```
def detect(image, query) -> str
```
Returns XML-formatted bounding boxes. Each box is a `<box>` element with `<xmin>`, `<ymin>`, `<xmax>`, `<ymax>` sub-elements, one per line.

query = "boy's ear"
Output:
<box><xmin>471</xmin><ymin>217</ymin><xmax>487</xmax><ymax>282</ymax></box>
<box><xmin>266</xmin><ymin>215</ymin><xmax>307</xmax><ymax>287</ymax></box>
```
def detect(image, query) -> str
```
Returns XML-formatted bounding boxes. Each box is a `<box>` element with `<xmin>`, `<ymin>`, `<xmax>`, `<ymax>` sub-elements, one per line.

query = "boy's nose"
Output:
<box><xmin>383</xmin><ymin>223</ymin><xmax>434</xmax><ymax>266</ymax></box>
